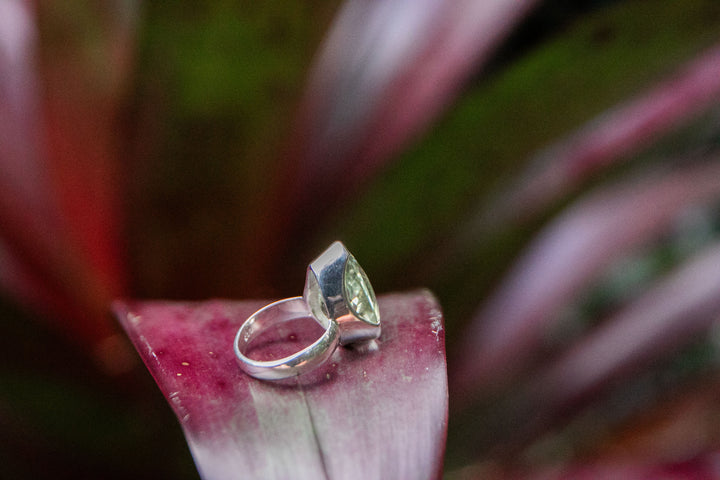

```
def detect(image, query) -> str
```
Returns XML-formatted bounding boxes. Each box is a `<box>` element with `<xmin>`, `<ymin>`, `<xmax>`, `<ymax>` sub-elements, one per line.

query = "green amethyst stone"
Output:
<box><xmin>343</xmin><ymin>255</ymin><xmax>379</xmax><ymax>325</ymax></box>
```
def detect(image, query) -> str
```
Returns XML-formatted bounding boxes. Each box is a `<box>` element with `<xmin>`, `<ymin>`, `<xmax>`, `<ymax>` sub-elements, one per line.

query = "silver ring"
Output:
<box><xmin>234</xmin><ymin>241</ymin><xmax>381</xmax><ymax>380</ymax></box>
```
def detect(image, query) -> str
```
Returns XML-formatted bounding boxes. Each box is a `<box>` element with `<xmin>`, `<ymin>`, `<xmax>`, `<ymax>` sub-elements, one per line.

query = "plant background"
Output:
<box><xmin>3</xmin><ymin>0</ymin><xmax>720</xmax><ymax>478</ymax></box>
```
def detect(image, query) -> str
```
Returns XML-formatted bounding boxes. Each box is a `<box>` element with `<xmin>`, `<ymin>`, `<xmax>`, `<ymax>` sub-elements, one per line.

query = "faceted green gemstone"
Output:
<box><xmin>305</xmin><ymin>271</ymin><xmax>329</xmax><ymax>324</ymax></box>
<box><xmin>343</xmin><ymin>255</ymin><xmax>379</xmax><ymax>325</ymax></box>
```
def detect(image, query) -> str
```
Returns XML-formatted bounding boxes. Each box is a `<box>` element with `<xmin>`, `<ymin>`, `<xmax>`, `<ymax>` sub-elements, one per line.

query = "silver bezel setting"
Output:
<box><xmin>304</xmin><ymin>241</ymin><xmax>381</xmax><ymax>346</ymax></box>
<box><xmin>235</xmin><ymin>241</ymin><xmax>381</xmax><ymax>380</ymax></box>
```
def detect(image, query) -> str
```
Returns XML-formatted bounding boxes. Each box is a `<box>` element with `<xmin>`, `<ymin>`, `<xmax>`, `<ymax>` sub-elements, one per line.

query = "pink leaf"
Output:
<box><xmin>114</xmin><ymin>291</ymin><xmax>448</xmax><ymax>480</ymax></box>
<box><xmin>453</xmin><ymin>160</ymin><xmax>720</xmax><ymax>402</ymax></box>
<box><xmin>246</xmin><ymin>0</ymin><xmax>540</xmax><ymax>286</ymax></box>
<box><xmin>37</xmin><ymin>0</ymin><xmax>139</xmax><ymax>300</ymax></box>
<box><xmin>0</xmin><ymin>1</ymin><xmax>106</xmax><ymax>344</ymax></box>
<box><xmin>0</xmin><ymin>1</ymin><xmax>60</xmax><ymax>300</ymax></box>
<box><xmin>529</xmin><ymin>241</ymin><xmax>720</xmax><ymax>413</ymax></box>
<box><xmin>0</xmin><ymin>0</ymin><xmax>46</xmax><ymax>213</ymax></box>
<box><xmin>460</xmin><ymin>42</ymin><xmax>720</xmax><ymax>243</ymax></box>
<box><xmin>294</xmin><ymin>0</ymin><xmax>541</xmax><ymax>178</ymax></box>
<box><xmin>0</xmin><ymin>1</ymin><xmax>137</xmax><ymax>354</ymax></box>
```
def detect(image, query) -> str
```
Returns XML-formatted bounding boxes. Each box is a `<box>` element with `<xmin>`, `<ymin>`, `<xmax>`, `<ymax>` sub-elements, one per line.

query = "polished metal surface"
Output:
<box><xmin>234</xmin><ymin>241</ymin><xmax>381</xmax><ymax>380</ymax></box>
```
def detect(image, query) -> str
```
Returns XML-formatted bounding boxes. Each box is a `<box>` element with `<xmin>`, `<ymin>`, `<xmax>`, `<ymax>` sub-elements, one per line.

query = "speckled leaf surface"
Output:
<box><xmin>114</xmin><ymin>291</ymin><xmax>447</xmax><ymax>480</ymax></box>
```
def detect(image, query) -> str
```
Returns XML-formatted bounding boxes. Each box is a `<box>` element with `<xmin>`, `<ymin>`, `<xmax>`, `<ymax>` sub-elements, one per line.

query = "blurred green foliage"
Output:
<box><xmin>3</xmin><ymin>0</ymin><xmax>720</xmax><ymax>478</ymax></box>
<box><xmin>335</xmin><ymin>0</ymin><xmax>720</xmax><ymax>330</ymax></box>
<box><xmin>128</xmin><ymin>1</ymin><xmax>338</xmax><ymax>299</ymax></box>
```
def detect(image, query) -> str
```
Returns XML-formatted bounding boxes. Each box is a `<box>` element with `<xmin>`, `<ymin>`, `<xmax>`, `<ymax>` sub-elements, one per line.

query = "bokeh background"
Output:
<box><xmin>3</xmin><ymin>0</ymin><xmax>720</xmax><ymax>478</ymax></box>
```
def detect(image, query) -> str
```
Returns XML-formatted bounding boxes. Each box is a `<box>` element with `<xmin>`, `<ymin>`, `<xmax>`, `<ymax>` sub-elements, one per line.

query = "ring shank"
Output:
<box><xmin>234</xmin><ymin>297</ymin><xmax>339</xmax><ymax>380</ymax></box>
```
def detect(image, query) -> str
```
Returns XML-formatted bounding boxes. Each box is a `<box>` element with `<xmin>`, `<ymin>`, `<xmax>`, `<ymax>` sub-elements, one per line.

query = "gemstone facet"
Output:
<box><xmin>304</xmin><ymin>270</ymin><xmax>328</xmax><ymax>325</ymax></box>
<box><xmin>343</xmin><ymin>254</ymin><xmax>379</xmax><ymax>325</ymax></box>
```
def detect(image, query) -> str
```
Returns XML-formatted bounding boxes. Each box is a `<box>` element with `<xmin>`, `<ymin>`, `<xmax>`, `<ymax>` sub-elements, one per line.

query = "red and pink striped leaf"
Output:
<box><xmin>462</xmin><ymin>42</ymin><xmax>720</xmax><ymax>241</ymax></box>
<box><xmin>530</xmin><ymin>241</ymin><xmax>720</xmax><ymax>414</ymax></box>
<box><xmin>114</xmin><ymin>291</ymin><xmax>448</xmax><ymax>480</ymax></box>
<box><xmin>37</xmin><ymin>0</ymin><xmax>138</xmax><ymax>301</ymax></box>
<box><xmin>293</xmin><ymin>0</ymin><xmax>542</xmax><ymax>180</ymax></box>
<box><xmin>0</xmin><ymin>1</ymin><xmax>137</xmax><ymax>356</ymax></box>
<box><xmin>246</xmin><ymin>0</ymin><xmax>541</xmax><ymax>286</ymax></box>
<box><xmin>453</xmin><ymin>160</ymin><xmax>720</xmax><ymax>402</ymax></box>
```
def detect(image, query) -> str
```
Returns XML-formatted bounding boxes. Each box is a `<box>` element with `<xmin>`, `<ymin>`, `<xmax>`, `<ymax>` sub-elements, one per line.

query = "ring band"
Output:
<box><xmin>234</xmin><ymin>297</ymin><xmax>339</xmax><ymax>380</ymax></box>
<box><xmin>234</xmin><ymin>241</ymin><xmax>381</xmax><ymax>380</ymax></box>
